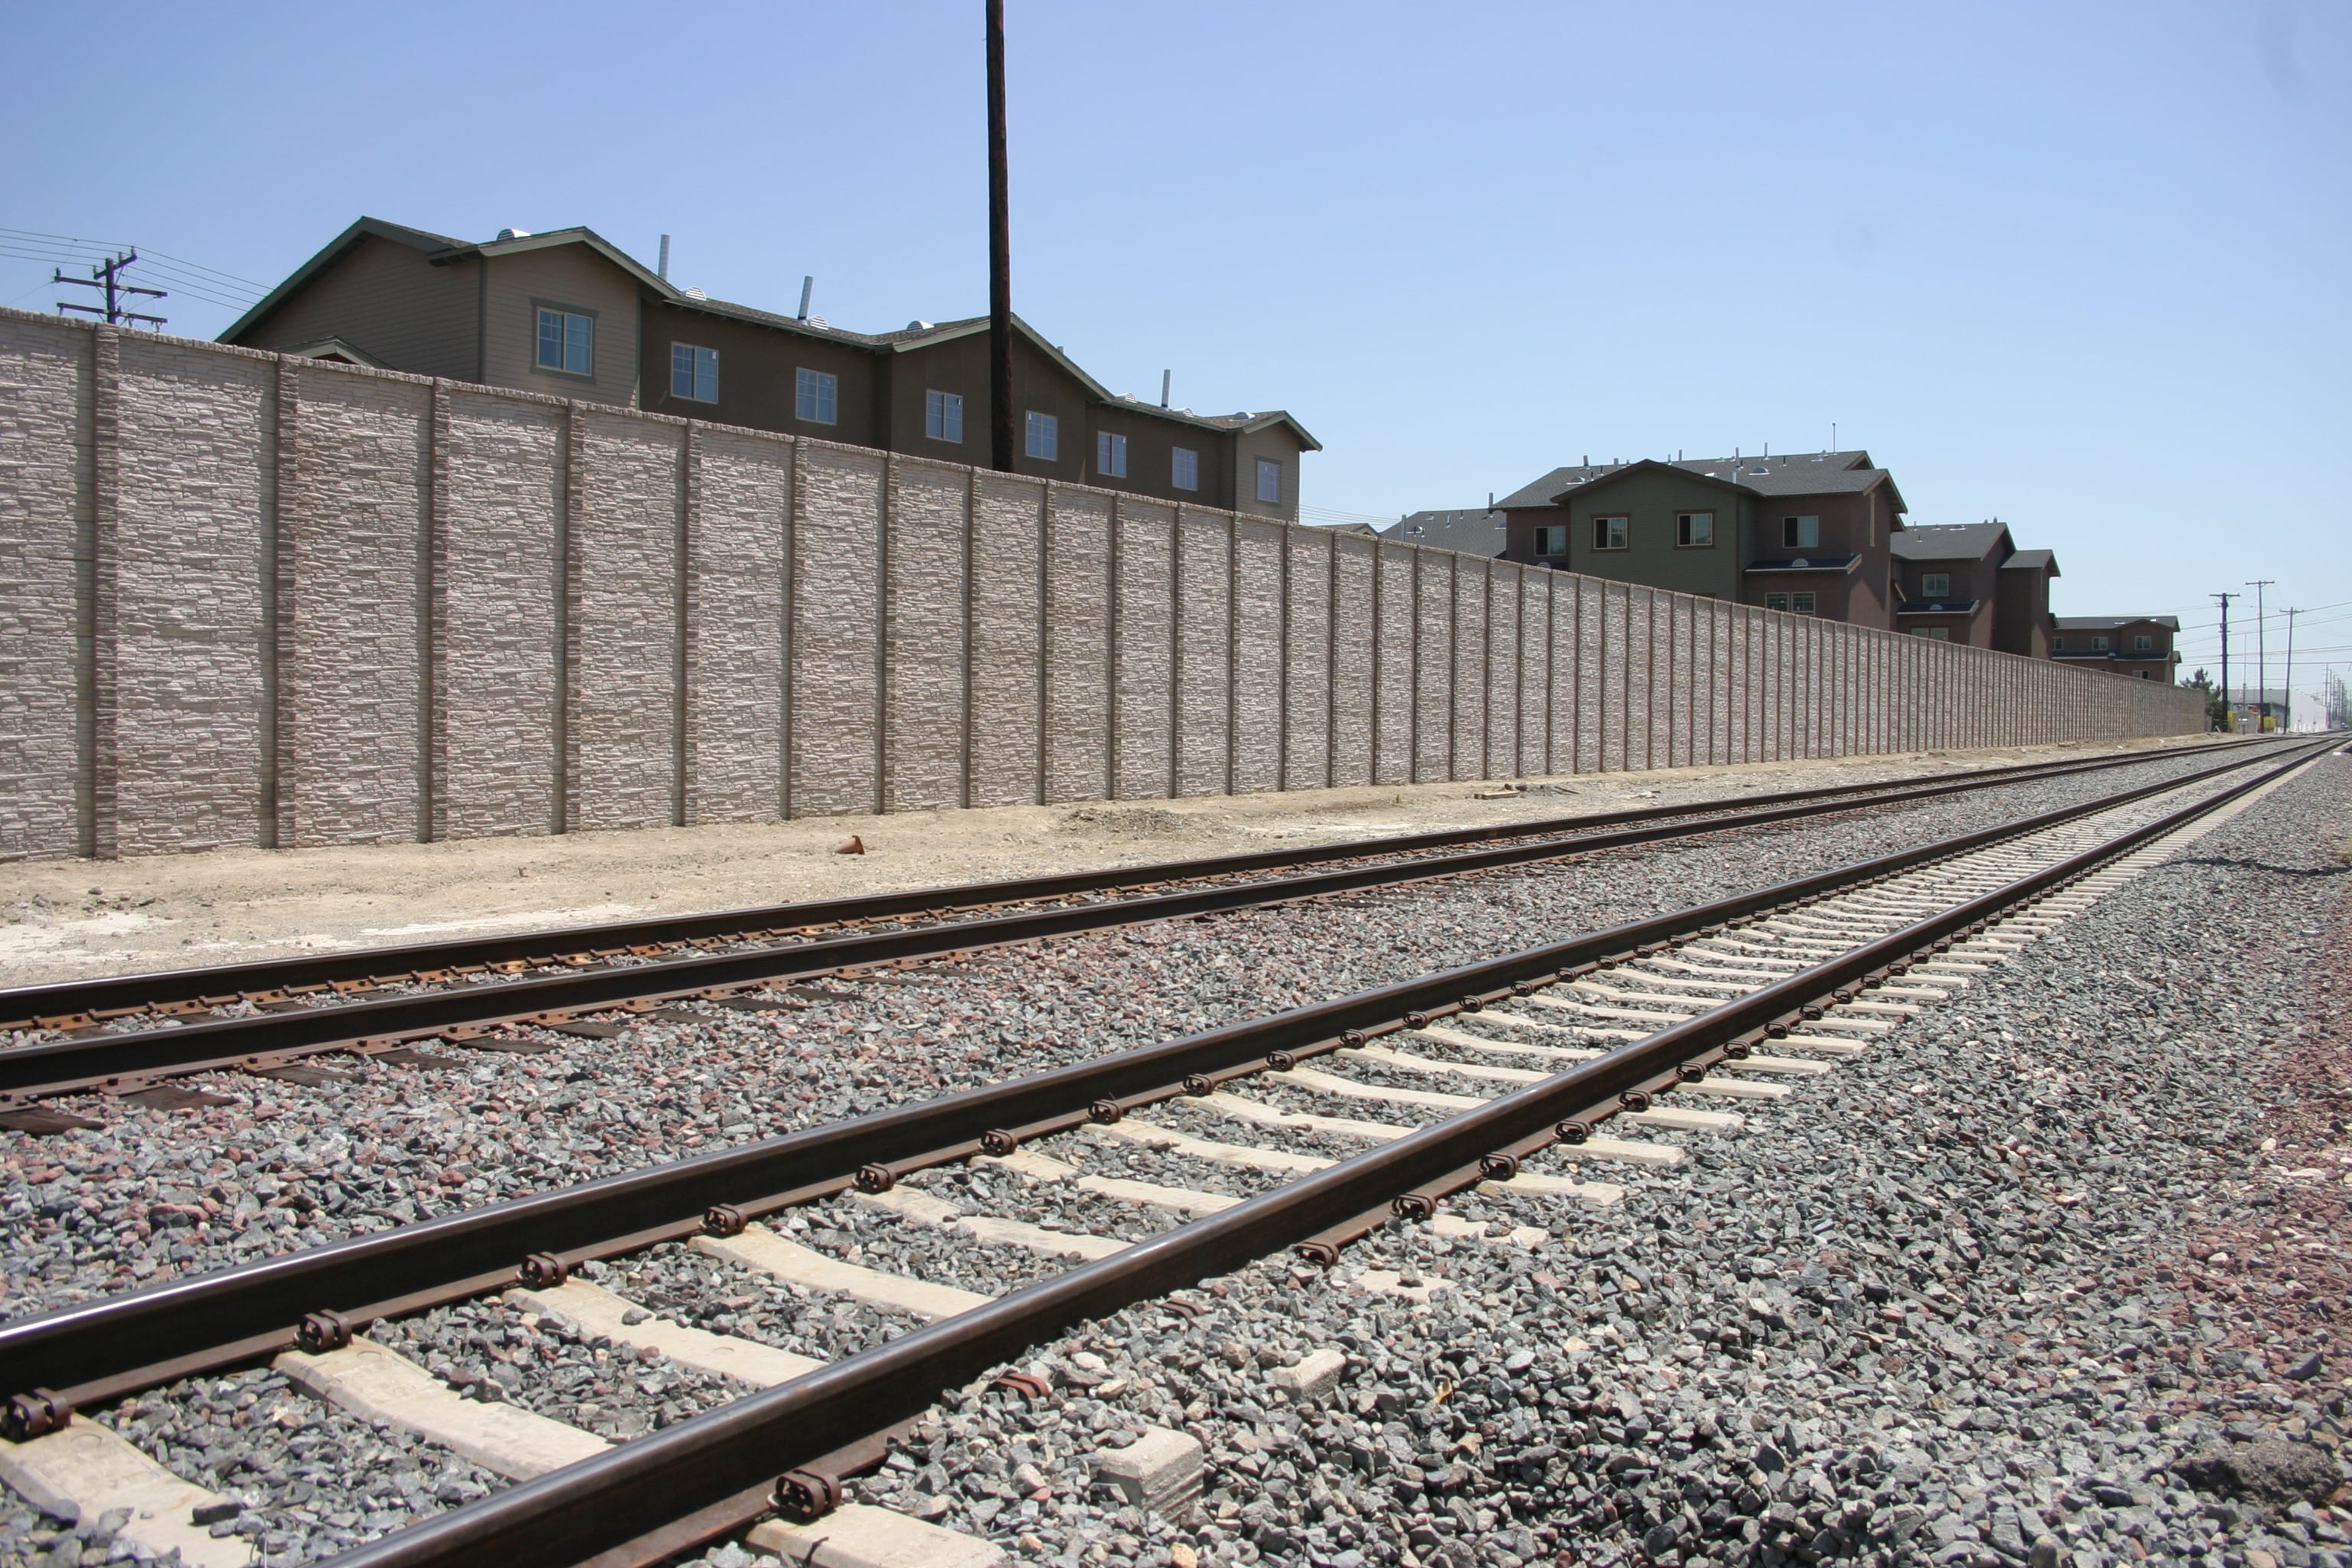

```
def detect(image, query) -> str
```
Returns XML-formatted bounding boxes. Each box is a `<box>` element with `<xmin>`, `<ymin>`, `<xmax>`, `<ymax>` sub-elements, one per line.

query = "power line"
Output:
<box><xmin>0</xmin><ymin>227</ymin><xmax>267</xmax><ymax>292</ymax></box>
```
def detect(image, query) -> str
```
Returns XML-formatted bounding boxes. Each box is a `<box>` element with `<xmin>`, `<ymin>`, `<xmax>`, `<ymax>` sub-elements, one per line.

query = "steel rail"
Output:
<box><xmin>309</xmin><ymin>737</ymin><xmax>2336</xmax><ymax>1568</ymax></box>
<box><xmin>0</xmin><ymin>741</ymin><xmax>2284</xmax><ymax>1105</ymax></box>
<box><xmin>0</xmin><ymin>738</ymin><xmax>2316</xmax><ymax>1420</ymax></box>
<box><xmin>0</xmin><ymin>740</ymin><xmax>2262</xmax><ymax>1028</ymax></box>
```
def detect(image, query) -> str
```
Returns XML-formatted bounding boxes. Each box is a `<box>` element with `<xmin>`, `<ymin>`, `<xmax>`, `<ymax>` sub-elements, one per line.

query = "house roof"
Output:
<box><xmin>224</xmin><ymin>217</ymin><xmax>1321</xmax><ymax>450</ymax></box>
<box><xmin>2001</xmin><ymin>548</ymin><xmax>2060</xmax><ymax>576</ymax></box>
<box><xmin>2054</xmin><ymin>615</ymin><xmax>2180</xmax><ymax>632</ymax></box>
<box><xmin>1890</xmin><ymin>522</ymin><xmax>2011</xmax><ymax>563</ymax></box>
<box><xmin>1380</xmin><ymin>509</ymin><xmax>1507</xmax><ymax>556</ymax></box>
<box><xmin>1499</xmin><ymin>449</ymin><xmax>1906</xmax><ymax>516</ymax></box>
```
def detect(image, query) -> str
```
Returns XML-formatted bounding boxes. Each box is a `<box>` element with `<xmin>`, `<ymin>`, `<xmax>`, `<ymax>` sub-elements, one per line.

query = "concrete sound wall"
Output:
<box><xmin>0</xmin><ymin>309</ymin><xmax>2208</xmax><ymax>861</ymax></box>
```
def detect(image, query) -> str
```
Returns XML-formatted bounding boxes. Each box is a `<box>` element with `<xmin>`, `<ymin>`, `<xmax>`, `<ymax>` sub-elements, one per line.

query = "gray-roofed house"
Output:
<box><xmin>1493</xmin><ymin>451</ymin><xmax>1908</xmax><ymax>628</ymax></box>
<box><xmin>1380</xmin><ymin>509</ymin><xmax>1507</xmax><ymax>557</ymax></box>
<box><xmin>2051</xmin><ymin>616</ymin><xmax>2181</xmax><ymax>681</ymax></box>
<box><xmin>220</xmin><ymin>217</ymin><xmax>1320</xmax><ymax>521</ymax></box>
<box><xmin>1888</xmin><ymin>521</ymin><xmax>2062</xmax><ymax>658</ymax></box>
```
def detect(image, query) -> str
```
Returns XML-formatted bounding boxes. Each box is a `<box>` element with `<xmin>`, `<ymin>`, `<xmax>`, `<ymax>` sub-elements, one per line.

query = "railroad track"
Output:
<box><xmin>0</xmin><ymin>735</ymin><xmax>2331</xmax><ymax>1568</ymax></box>
<box><xmin>0</xmin><ymin>739</ymin><xmax>2281</xmax><ymax>1114</ymax></box>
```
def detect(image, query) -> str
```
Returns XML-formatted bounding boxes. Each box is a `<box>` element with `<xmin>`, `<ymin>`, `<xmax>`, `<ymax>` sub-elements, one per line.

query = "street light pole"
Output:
<box><xmin>985</xmin><ymin>0</ymin><xmax>1014</xmax><ymax>474</ymax></box>
<box><xmin>2283</xmin><ymin>607</ymin><xmax>2297</xmax><ymax>733</ymax></box>
<box><xmin>2213</xmin><ymin>593</ymin><xmax>2237</xmax><ymax>731</ymax></box>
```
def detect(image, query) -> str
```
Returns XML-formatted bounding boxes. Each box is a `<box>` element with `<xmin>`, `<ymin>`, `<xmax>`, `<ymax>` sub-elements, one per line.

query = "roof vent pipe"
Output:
<box><xmin>495</xmin><ymin>228</ymin><xmax>531</xmax><ymax>241</ymax></box>
<box><xmin>798</xmin><ymin>276</ymin><xmax>814</xmax><ymax>322</ymax></box>
<box><xmin>658</xmin><ymin>234</ymin><xmax>670</xmax><ymax>281</ymax></box>
<box><xmin>1161</xmin><ymin>369</ymin><xmax>1171</xmax><ymax>408</ymax></box>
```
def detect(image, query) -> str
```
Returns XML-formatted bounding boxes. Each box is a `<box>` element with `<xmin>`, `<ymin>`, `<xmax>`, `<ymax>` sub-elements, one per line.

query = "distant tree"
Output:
<box><xmin>2185</xmin><ymin>668</ymin><xmax>2229</xmax><ymax>729</ymax></box>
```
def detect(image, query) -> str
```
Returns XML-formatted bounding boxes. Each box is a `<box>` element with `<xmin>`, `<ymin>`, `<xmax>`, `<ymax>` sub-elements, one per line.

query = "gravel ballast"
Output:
<box><xmin>2</xmin><ymin>744</ymin><xmax>2343</xmax><ymax>1568</ymax></box>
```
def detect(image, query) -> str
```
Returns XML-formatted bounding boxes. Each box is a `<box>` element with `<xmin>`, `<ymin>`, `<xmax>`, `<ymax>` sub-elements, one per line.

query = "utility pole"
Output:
<box><xmin>985</xmin><ymin>0</ymin><xmax>1014</xmax><ymax>474</ymax></box>
<box><xmin>2213</xmin><ymin>592</ymin><xmax>2238</xmax><ymax>731</ymax></box>
<box><xmin>2282</xmin><ymin>607</ymin><xmax>2298</xmax><ymax>733</ymax></box>
<box><xmin>54</xmin><ymin>250</ymin><xmax>167</xmax><ymax>329</ymax></box>
<box><xmin>2246</xmin><ymin>580</ymin><xmax>2274</xmax><ymax>730</ymax></box>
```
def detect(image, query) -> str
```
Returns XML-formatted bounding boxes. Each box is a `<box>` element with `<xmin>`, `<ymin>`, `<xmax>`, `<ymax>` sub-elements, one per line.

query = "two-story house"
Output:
<box><xmin>1380</xmin><ymin>508</ymin><xmax>1507</xmax><ymax>556</ymax></box>
<box><xmin>219</xmin><ymin>217</ymin><xmax>1319</xmax><ymax>521</ymax></box>
<box><xmin>1491</xmin><ymin>451</ymin><xmax>1908</xmax><ymax>628</ymax></box>
<box><xmin>1888</xmin><ymin>521</ymin><xmax>2062</xmax><ymax>657</ymax></box>
<box><xmin>2051</xmin><ymin>616</ymin><xmax>2181</xmax><ymax>681</ymax></box>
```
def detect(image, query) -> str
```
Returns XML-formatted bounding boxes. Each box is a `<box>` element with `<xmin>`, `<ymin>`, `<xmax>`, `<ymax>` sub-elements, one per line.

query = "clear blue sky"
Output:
<box><xmin>4</xmin><ymin>2</ymin><xmax>2346</xmax><ymax>691</ymax></box>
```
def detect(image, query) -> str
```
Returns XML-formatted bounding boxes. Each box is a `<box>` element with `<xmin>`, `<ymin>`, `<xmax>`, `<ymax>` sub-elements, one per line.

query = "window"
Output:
<box><xmin>1171</xmin><ymin>446</ymin><xmax>1198</xmax><ymax>491</ymax></box>
<box><xmin>1256</xmin><ymin>459</ymin><xmax>1282</xmax><ymax>505</ymax></box>
<box><xmin>669</xmin><ymin>343</ymin><xmax>717</xmax><ymax>403</ymax></box>
<box><xmin>1765</xmin><ymin>592</ymin><xmax>1790</xmax><ymax>612</ymax></box>
<box><xmin>1025</xmin><ymin>410</ymin><xmax>1058</xmax><ymax>460</ymax></box>
<box><xmin>2092</xmin><ymin>635</ymin><xmax>2110</xmax><ymax>652</ymax></box>
<box><xmin>1533</xmin><ymin>524</ymin><xmax>1568</xmax><ymax>557</ymax></box>
<box><xmin>1912</xmin><ymin>626</ymin><xmax>1950</xmax><ymax>641</ymax></box>
<box><xmin>535</xmin><ymin>307</ymin><xmax>593</xmax><ymax>377</ymax></box>
<box><xmin>2133</xmin><ymin>633</ymin><xmax>2153</xmax><ymax>651</ymax></box>
<box><xmin>925</xmin><ymin>390</ymin><xmax>963</xmax><ymax>443</ymax></box>
<box><xmin>2053</xmin><ymin>637</ymin><xmax>2066</xmax><ymax>651</ymax></box>
<box><xmin>1676</xmin><ymin>511</ymin><xmax>1713</xmax><ymax>547</ymax></box>
<box><xmin>1782</xmin><ymin>515</ymin><xmax>1819</xmax><ymax>549</ymax></box>
<box><xmin>795</xmin><ymin>368</ymin><xmax>837</xmax><ymax>424</ymax></box>
<box><xmin>1592</xmin><ymin>515</ymin><xmax>1628</xmax><ymax>550</ymax></box>
<box><xmin>1921</xmin><ymin>572</ymin><xmax>1950</xmax><ymax>599</ymax></box>
<box><xmin>1096</xmin><ymin>431</ymin><xmax>1128</xmax><ymax>479</ymax></box>
<box><xmin>1792</xmin><ymin>592</ymin><xmax>1817</xmax><ymax>615</ymax></box>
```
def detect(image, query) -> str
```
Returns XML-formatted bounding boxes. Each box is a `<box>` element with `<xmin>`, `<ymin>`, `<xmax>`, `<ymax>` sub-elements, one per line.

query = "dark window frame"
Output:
<box><xmin>795</xmin><ymin>367</ymin><xmax>838</xmax><ymax>426</ymax></box>
<box><xmin>531</xmin><ymin>299</ymin><xmax>598</xmax><ymax>382</ymax></box>
<box><xmin>669</xmin><ymin>341</ymin><xmax>718</xmax><ymax>403</ymax></box>
<box><xmin>1675</xmin><ymin>511</ymin><xmax>1714</xmax><ymax>548</ymax></box>
<box><xmin>1592</xmin><ymin>514</ymin><xmax>1628</xmax><ymax>551</ymax></box>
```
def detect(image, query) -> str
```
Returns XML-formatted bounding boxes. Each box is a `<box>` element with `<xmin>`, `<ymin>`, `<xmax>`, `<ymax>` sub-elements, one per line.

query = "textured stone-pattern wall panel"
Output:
<box><xmin>1173</xmin><ymin>507</ymin><xmax>1229</xmax><ymax>798</ymax></box>
<box><xmin>884</xmin><ymin>460</ymin><xmax>971</xmax><ymax>812</ymax></box>
<box><xmin>1372</xmin><ymin>544</ymin><xmax>1415</xmax><ymax>785</ymax></box>
<box><xmin>1282</xmin><ymin>528</ymin><xmax>1331</xmax><ymax>790</ymax></box>
<box><xmin>1577</xmin><ymin>578</ymin><xmax>1607</xmax><ymax>775</ymax></box>
<box><xmin>969</xmin><ymin>475</ymin><xmax>1044</xmax><ymax>808</ymax></box>
<box><xmin>687</xmin><ymin>426</ymin><xmax>791</xmax><ymax>823</ymax></box>
<box><xmin>569</xmin><ymin>409</ymin><xmax>682</xmax><ymax>832</ymax></box>
<box><xmin>790</xmin><ymin>443</ymin><xmax>887</xmax><ymax>816</ymax></box>
<box><xmin>1449</xmin><ymin>560</ymin><xmax>1488</xmax><ymax>779</ymax></box>
<box><xmin>0</xmin><ymin>315</ymin><xmax>90</xmax><ymax>859</ymax></box>
<box><xmin>1044</xmin><ymin>487</ymin><xmax>1112</xmax><ymax>803</ymax></box>
<box><xmin>1618</xmin><ymin>588</ymin><xmax>1650</xmax><ymax>773</ymax></box>
<box><xmin>1230</xmin><ymin>520</ymin><xmax>1284</xmax><ymax>794</ymax></box>
<box><xmin>433</xmin><ymin>389</ymin><xmax>563</xmax><ymax>838</ymax></box>
<box><xmin>1484</xmin><ymin>567</ymin><xmax>1520</xmax><ymax>777</ymax></box>
<box><xmin>281</xmin><ymin>365</ymin><xmax>430</xmax><ymax>845</ymax></box>
<box><xmin>1413</xmin><ymin>554</ymin><xmax>1454</xmax><ymax>782</ymax></box>
<box><xmin>113</xmin><ymin>337</ymin><xmax>273</xmax><ymax>855</ymax></box>
<box><xmin>1330</xmin><ymin>533</ymin><xmax>1376</xmax><ymax>788</ymax></box>
<box><xmin>1516</xmin><ymin>573</ymin><xmax>1549</xmax><ymax>776</ymax></box>
<box><xmin>1546</xmin><ymin>575</ymin><xmax>1578</xmax><ymax>774</ymax></box>
<box><xmin>1114</xmin><ymin>499</ymin><xmax>1174</xmax><ymax>800</ymax></box>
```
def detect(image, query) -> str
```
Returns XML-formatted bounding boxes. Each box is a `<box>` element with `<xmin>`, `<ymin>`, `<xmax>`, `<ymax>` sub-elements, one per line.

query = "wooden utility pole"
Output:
<box><xmin>986</xmin><ymin>0</ymin><xmax>1014</xmax><ymax>472</ymax></box>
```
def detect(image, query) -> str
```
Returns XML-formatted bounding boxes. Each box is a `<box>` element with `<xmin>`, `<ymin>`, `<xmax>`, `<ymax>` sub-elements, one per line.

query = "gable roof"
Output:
<box><xmin>2054</xmin><ymin>615</ymin><xmax>2180</xmax><ymax>632</ymax></box>
<box><xmin>225</xmin><ymin>217</ymin><xmax>1321</xmax><ymax>450</ymax></box>
<box><xmin>1498</xmin><ymin>449</ymin><xmax>1906</xmax><ymax>515</ymax></box>
<box><xmin>2001</xmin><ymin>547</ymin><xmax>2059</xmax><ymax>576</ymax></box>
<box><xmin>1380</xmin><ymin>509</ymin><xmax>1506</xmax><ymax>556</ymax></box>
<box><xmin>1890</xmin><ymin>522</ymin><xmax>2011</xmax><ymax>563</ymax></box>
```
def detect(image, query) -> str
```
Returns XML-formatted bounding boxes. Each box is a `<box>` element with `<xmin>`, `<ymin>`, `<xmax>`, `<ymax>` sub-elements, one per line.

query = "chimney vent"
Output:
<box><xmin>798</xmin><ymin>276</ymin><xmax>815</xmax><ymax>322</ymax></box>
<box><xmin>1161</xmin><ymin>369</ymin><xmax>1171</xmax><ymax>408</ymax></box>
<box><xmin>658</xmin><ymin>234</ymin><xmax>671</xmax><ymax>281</ymax></box>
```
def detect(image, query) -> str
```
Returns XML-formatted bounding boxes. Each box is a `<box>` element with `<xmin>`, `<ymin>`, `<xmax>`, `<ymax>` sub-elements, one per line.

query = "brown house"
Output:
<box><xmin>1492</xmin><ymin>451</ymin><xmax>1908</xmax><ymax>627</ymax></box>
<box><xmin>220</xmin><ymin>217</ymin><xmax>1319</xmax><ymax>520</ymax></box>
<box><xmin>1888</xmin><ymin>521</ymin><xmax>2061</xmax><ymax>657</ymax></box>
<box><xmin>2052</xmin><ymin>616</ymin><xmax>2181</xmax><ymax>681</ymax></box>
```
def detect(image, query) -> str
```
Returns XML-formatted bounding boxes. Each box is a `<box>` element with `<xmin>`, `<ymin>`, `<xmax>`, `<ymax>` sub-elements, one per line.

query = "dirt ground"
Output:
<box><xmin>0</xmin><ymin>736</ymin><xmax>2227</xmax><ymax>989</ymax></box>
